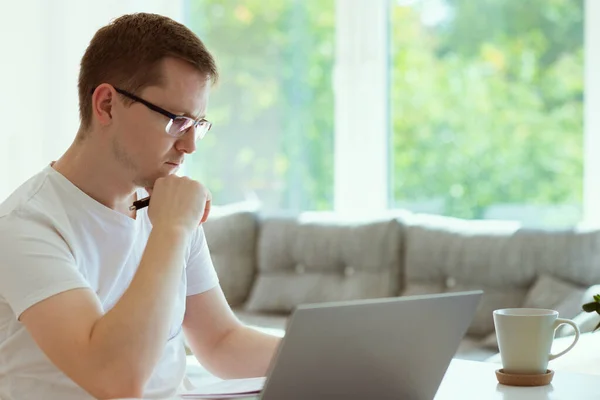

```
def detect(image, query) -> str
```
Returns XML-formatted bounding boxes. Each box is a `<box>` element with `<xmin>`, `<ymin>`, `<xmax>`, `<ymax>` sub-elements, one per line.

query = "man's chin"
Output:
<box><xmin>134</xmin><ymin>169</ymin><xmax>179</xmax><ymax>188</ymax></box>
<box><xmin>134</xmin><ymin>174</ymin><xmax>163</xmax><ymax>189</ymax></box>
<box><xmin>134</xmin><ymin>166</ymin><xmax>180</xmax><ymax>188</ymax></box>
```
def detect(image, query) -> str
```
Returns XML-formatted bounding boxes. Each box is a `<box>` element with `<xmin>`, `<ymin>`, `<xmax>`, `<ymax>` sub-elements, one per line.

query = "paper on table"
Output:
<box><xmin>179</xmin><ymin>377</ymin><xmax>265</xmax><ymax>399</ymax></box>
<box><xmin>179</xmin><ymin>395</ymin><xmax>257</xmax><ymax>399</ymax></box>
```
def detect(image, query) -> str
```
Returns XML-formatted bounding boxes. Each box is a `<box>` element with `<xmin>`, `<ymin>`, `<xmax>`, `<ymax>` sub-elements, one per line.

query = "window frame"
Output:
<box><xmin>333</xmin><ymin>0</ymin><xmax>390</xmax><ymax>214</ymax></box>
<box><xmin>583</xmin><ymin>0</ymin><xmax>600</xmax><ymax>225</ymax></box>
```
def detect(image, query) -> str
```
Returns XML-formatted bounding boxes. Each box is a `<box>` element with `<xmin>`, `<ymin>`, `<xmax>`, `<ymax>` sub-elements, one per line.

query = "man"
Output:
<box><xmin>0</xmin><ymin>12</ymin><xmax>281</xmax><ymax>400</ymax></box>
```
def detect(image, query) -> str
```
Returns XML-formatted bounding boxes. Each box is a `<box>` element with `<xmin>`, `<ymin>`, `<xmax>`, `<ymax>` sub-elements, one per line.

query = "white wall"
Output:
<box><xmin>0</xmin><ymin>0</ymin><xmax>183</xmax><ymax>201</ymax></box>
<box><xmin>583</xmin><ymin>0</ymin><xmax>600</xmax><ymax>225</ymax></box>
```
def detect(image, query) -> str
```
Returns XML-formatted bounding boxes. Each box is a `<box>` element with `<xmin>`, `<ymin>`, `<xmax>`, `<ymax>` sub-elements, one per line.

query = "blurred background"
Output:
<box><xmin>1</xmin><ymin>0</ymin><xmax>598</xmax><ymax>228</ymax></box>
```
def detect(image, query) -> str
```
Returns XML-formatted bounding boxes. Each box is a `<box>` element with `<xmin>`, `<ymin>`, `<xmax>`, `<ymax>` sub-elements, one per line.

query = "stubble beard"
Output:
<box><xmin>110</xmin><ymin>135</ymin><xmax>156</xmax><ymax>189</ymax></box>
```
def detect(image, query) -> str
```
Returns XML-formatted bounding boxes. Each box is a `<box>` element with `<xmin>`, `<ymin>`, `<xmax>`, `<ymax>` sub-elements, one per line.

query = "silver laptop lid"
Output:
<box><xmin>261</xmin><ymin>290</ymin><xmax>482</xmax><ymax>400</ymax></box>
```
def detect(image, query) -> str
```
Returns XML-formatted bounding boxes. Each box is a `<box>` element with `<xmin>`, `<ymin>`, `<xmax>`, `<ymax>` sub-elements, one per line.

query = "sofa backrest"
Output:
<box><xmin>203</xmin><ymin>208</ymin><xmax>600</xmax><ymax>338</ymax></box>
<box><xmin>402</xmin><ymin>213</ymin><xmax>600</xmax><ymax>336</ymax></box>
<box><xmin>243</xmin><ymin>213</ymin><xmax>405</xmax><ymax>313</ymax></box>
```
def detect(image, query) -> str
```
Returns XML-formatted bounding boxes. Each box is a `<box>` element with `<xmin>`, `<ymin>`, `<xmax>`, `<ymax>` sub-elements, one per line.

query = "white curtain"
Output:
<box><xmin>0</xmin><ymin>0</ymin><xmax>183</xmax><ymax>201</ymax></box>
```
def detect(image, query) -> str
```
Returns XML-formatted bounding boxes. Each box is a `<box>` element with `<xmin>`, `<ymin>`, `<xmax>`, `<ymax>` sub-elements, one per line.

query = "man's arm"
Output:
<box><xmin>21</xmin><ymin>225</ymin><xmax>189</xmax><ymax>399</ymax></box>
<box><xmin>182</xmin><ymin>287</ymin><xmax>282</xmax><ymax>379</ymax></box>
<box><xmin>19</xmin><ymin>176</ymin><xmax>209</xmax><ymax>399</ymax></box>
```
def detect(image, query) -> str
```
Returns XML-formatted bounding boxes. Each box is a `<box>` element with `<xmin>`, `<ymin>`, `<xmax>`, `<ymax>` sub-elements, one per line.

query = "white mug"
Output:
<box><xmin>493</xmin><ymin>308</ymin><xmax>580</xmax><ymax>375</ymax></box>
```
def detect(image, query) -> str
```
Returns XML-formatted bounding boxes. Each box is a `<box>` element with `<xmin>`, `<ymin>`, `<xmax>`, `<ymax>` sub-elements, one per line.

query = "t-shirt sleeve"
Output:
<box><xmin>0</xmin><ymin>213</ymin><xmax>90</xmax><ymax>319</ymax></box>
<box><xmin>185</xmin><ymin>225</ymin><xmax>219</xmax><ymax>296</ymax></box>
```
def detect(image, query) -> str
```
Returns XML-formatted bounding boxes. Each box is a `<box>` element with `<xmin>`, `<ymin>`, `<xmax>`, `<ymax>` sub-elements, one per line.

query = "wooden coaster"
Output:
<box><xmin>495</xmin><ymin>369</ymin><xmax>554</xmax><ymax>386</ymax></box>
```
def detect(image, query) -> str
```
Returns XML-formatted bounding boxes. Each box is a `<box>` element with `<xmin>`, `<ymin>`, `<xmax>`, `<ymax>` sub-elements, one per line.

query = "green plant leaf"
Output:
<box><xmin>582</xmin><ymin>302</ymin><xmax>597</xmax><ymax>313</ymax></box>
<box><xmin>594</xmin><ymin>294</ymin><xmax>600</xmax><ymax>303</ymax></box>
<box><xmin>594</xmin><ymin>321</ymin><xmax>600</xmax><ymax>332</ymax></box>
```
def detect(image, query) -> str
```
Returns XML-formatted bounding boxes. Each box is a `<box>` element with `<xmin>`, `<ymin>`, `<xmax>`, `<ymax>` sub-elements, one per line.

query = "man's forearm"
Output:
<box><xmin>206</xmin><ymin>326</ymin><xmax>282</xmax><ymax>379</ymax></box>
<box><xmin>87</xmin><ymin>226</ymin><xmax>191</xmax><ymax>390</ymax></box>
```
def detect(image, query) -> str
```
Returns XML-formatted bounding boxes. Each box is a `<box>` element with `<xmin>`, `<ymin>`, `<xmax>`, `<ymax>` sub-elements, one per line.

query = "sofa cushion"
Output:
<box><xmin>245</xmin><ymin>215</ymin><xmax>404</xmax><ymax>312</ymax></box>
<box><xmin>403</xmin><ymin>214</ymin><xmax>600</xmax><ymax>288</ymax></box>
<box><xmin>402</xmin><ymin>282</ymin><xmax>445</xmax><ymax>297</ymax></box>
<box><xmin>481</xmin><ymin>275</ymin><xmax>586</xmax><ymax>349</ymax></box>
<box><xmin>480</xmin><ymin>332</ymin><xmax>499</xmax><ymax>349</ymax></box>
<box><xmin>556</xmin><ymin>284</ymin><xmax>600</xmax><ymax>337</ymax></box>
<box><xmin>402</xmin><ymin>213</ymin><xmax>600</xmax><ymax>338</ymax></box>
<box><xmin>522</xmin><ymin>274</ymin><xmax>586</xmax><ymax>319</ymax></box>
<box><xmin>402</xmin><ymin>281</ymin><xmax>528</xmax><ymax>337</ymax></box>
<box><xmin>245</xmin><ymin>272</ymin><xmax>396</xmax><ymax>312</ymax></box>
<box><xmin>403</xmin><ymin>214</ymin><xmax>538</xmax><ymax>338</ymax></box>
<box><xmin>203</xmin><ymin>210</ymin><xmax>258</xmax><ymax>306</ymax></box>
<box><xmin>403</xmin><ymin>214</ymin><xmax>535</xmax><ymax>287</ymax></box>
<box><xmin>451</xmin><ymin>285</ymin><xmax>528</xmax><ymax>337</ymax></box>
<box><xmin>558</xmin><ymin>310</ymin><xmax>600</xmax><ymax>337</ymax></box>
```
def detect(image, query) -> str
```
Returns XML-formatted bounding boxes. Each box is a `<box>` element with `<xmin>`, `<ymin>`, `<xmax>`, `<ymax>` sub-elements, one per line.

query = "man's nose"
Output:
<box><xmin>175</xmin><ymin>127</ymin><xmax>197</xmax><ymax>154</ymax></box>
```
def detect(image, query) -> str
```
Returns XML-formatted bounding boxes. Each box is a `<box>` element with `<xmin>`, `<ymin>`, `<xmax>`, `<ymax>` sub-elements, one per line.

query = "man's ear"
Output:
<box><xmin>92</xmin><ymin>84</ymin><xmax>115</xmax><ymax>126</ymax></box>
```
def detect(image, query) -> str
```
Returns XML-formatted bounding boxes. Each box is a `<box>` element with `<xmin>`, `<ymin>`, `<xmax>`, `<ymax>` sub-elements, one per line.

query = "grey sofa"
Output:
<box><xmin>202</xmin><ymin>208</ymin><xmax>600</xmax><ymax>362</ymax></box>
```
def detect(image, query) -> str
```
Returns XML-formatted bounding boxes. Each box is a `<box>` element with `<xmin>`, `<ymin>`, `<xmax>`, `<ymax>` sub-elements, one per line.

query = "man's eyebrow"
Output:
<box><xmin>179</xmin><ymin>111</ymin><xmax>206</xmax><ymax>120</ymax></box>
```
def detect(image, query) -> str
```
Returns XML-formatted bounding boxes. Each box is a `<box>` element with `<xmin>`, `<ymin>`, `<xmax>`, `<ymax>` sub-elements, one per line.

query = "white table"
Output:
<box><xmin>435</xmin><ymin>359</ymin><xmax>600</xmax><ymax>399</ymax></box>
<box><xmin>168</xmin><ymin>359</ymin><xmax>600</xmax><ymax>399</ymax></box>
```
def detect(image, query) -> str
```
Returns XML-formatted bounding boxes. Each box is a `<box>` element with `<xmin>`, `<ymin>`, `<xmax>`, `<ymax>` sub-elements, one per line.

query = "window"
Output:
<box><xmin>183</xmin><ymin>0</ymin><xmax>595</xmax><ymax>225</ymax></box>
<box><xmin>389</xmin><ymin>0</ymin><xmax>584</xmax><ymax>227</ymax></box>
<box><xmin>186</xmin><ymin>0</ymin><xmax>335</xmax><ymax>212</ymax></box>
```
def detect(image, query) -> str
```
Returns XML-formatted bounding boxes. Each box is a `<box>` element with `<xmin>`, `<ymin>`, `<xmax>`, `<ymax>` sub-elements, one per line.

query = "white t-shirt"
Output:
<box><xmin>0</xmin><ymin>166</ymin><xmax>219</xmax><ymax>400</ymax></box>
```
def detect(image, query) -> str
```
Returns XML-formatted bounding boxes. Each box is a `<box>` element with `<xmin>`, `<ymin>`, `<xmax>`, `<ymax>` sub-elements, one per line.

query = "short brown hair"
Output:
<box><xmin>78</xmin><ymin>13</ymin><xmax>218</xmax><ymax>131</ymax></box>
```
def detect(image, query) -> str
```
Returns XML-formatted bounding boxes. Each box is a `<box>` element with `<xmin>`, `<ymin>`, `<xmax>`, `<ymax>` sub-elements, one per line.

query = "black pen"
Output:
<box><xmin>129</xmin><ymin>196</ymin><xmax>150</xmax><ymax>211</ymax></box>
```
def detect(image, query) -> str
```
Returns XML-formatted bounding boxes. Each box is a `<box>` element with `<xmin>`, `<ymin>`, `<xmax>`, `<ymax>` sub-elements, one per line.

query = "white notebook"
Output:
<box><xmin>179</xmin><ymin>377</ymin><xmax>265</xmax><ymax>399</ymax></box>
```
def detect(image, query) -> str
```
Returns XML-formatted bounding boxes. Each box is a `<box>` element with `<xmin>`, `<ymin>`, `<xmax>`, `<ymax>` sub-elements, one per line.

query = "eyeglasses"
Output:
<box><xmin>106</xmin><ymin>87</ymin><xmax>211</xmax><ymax>140</ymax></box>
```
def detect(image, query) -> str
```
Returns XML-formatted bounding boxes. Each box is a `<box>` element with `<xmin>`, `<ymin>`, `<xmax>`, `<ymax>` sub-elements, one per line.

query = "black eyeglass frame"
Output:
<box><xmin>90</xmin><ymin>86</ymin><xmax>212</xmax><ymax>139</ymax></box>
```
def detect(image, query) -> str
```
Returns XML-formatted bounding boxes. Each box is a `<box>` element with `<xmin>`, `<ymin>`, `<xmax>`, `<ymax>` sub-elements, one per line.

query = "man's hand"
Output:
<box><xmin>148</xmin><ymin>176</ymin><xmax>211</xmax><ymax>231</ymax></box>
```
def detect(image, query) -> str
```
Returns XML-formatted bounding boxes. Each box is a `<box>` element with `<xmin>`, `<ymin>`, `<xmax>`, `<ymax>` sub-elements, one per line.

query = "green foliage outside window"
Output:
<box><xmin>187</xmin><ymin>0</ymin><xmax>583</xmax><ymax>225</ymax></box>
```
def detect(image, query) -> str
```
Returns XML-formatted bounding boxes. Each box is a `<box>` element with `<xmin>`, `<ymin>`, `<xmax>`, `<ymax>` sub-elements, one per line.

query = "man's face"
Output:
<box><xmin>110</xmin><ymin>57</ymin><xmax>210</xmax><ymax>188</ymax></box>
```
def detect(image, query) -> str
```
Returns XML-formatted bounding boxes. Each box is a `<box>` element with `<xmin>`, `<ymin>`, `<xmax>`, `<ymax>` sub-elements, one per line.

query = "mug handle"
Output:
<box><xmin>549</xmin><ymin>318</ymin><xmax>580</xmax><ymax>361</ymax></box>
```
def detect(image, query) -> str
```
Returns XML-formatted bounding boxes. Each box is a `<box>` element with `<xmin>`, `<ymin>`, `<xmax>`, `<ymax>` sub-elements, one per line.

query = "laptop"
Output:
<box><xmin>255</xmin><ymin>290</ymin><xmax>482</xmax><ymax>400</ymax></box>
